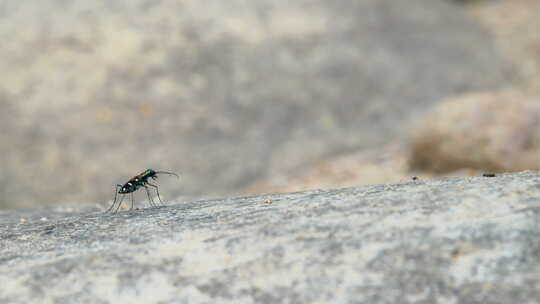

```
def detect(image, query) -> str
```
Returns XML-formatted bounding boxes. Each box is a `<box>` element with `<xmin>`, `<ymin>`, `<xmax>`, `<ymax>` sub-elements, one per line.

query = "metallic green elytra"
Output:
<box><xmin>106</xmin><ymin>169</ymin><xmax>180</xmax><ymax>213</ymax></box>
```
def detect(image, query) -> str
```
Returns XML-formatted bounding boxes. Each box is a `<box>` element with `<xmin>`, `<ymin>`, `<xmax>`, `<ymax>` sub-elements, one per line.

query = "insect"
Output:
<box><xmin>106</xmin><ymin>169</ymin><xmax>180</xmax><ymax>213</ymax></box>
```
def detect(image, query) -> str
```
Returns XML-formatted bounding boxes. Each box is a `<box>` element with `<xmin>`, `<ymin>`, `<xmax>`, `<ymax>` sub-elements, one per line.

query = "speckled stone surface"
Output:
<box><xmin>2</xmin><ymin>172</ymin><xmax>540</xmax><ymax>303</ymax></box>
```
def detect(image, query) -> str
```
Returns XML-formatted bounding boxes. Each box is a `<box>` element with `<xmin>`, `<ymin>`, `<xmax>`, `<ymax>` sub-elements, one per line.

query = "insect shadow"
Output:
<box><xmin>106</xmin><ymin>169</ymin><xmax>180</xmax><ymax>213</ymax></box>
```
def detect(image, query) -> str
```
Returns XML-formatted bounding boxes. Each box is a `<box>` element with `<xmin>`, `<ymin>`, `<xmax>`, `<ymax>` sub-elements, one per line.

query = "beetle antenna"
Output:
<box><xmin>155</xmin><ymin>171</ymin><xmax>180</xmax><ymax>179</ymax></box>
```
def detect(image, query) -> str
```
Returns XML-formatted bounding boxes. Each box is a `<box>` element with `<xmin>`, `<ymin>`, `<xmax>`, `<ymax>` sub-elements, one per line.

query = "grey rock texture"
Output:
<box><xmin>2</xmin><ymin>171</ymin><xmax>540</xmax><ymax>303</ymax></box>
<box><xmin>0</xmin><ymin>0</ymin><xmax>510</xmax><ymax>208</ymax></box>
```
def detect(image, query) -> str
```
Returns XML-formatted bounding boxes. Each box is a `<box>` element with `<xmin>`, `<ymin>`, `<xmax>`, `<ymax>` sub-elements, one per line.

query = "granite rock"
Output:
<box><xmin>1</xmin><ymin>171</ymin><xmax>540</xmax><ymax>303</ymax></box>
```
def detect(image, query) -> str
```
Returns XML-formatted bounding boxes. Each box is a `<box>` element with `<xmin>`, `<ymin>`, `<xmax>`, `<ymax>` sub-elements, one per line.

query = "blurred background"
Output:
<box><xmin>1</xmin><ymin>0</ymin><xmax>539</xmax><ymax>210</ymax></box>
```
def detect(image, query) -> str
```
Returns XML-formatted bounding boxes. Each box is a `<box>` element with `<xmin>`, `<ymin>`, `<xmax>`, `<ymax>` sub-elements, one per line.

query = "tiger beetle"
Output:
<box><xmin>106</xmin><ymin>169</ymin><xmax>180</xmax><ymax>213</ymax></box>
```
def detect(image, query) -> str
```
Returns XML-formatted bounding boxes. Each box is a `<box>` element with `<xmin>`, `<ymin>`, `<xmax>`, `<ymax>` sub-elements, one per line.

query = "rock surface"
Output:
<box><xmin>0</xmin><ymin>0</ymin><xmax>510</xmax><ymax>208</ymax></box>
<box><xmin>2</xmin><ymin>171</ymin><xmax>540</xmax><ymax>303</ymax></box>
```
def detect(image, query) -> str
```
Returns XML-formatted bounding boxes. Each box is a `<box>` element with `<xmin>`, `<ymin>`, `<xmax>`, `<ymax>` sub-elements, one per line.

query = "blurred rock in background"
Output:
<box><xmin>468</xmin><ymin>0</ymin><xmax>540</xmax><ymax>95</ymax></box>
<box><xmin>243</xmin><ymin>143</ymin><xmax>409</xmax><ymax>194</ymax></box>
<box><xmin>408</xmin><ymin>91</ymin><xmax>540</xmax><ymax>173</ymax></box>
<box><xmin>0</xmin><ymin>0</ymin><xmax>512</xmax><ymax>209</ymax></box>
<box><xmin>246</xmin><ymin>0</ymin><xmax>540</xmax><ymax>195</ymax></box>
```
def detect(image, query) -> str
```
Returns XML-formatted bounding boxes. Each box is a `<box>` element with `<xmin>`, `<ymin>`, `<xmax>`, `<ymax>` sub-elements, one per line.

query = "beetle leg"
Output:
<box><xmin>144</xmin><ymin>185</ymin><xmax>157</xmax><ymax>208</ymax></box>
<box><xmin>130</xmin><ymin>192</ymin><xmax>135</xmax><ymax>210</ymax></box>
<box><xmin>146</xmin><ymin>182</ymin><xmax>164</xmax><ymax>206</ymax></box>
<box><xmin>113</xmin><ymin>194</ymin><xmax>125</xmax><ymax>213</ymax></box>
<box><xmin>106</xmin><ymin>185</ymin><xmax>122</xmax><ymax>213</ymax></box>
